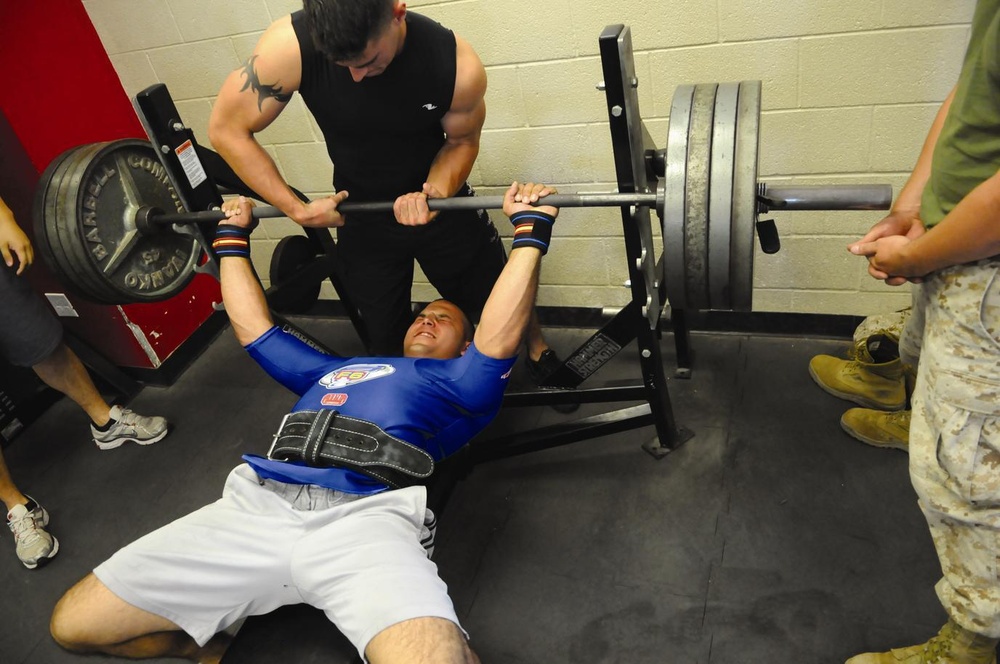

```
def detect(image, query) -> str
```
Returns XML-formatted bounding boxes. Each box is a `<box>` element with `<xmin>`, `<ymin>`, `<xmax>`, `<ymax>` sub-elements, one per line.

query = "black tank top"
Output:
<box><xmin>292</xmin><ymin>11</ymin><xmax>457</xmax><ymax>202</ymax></box>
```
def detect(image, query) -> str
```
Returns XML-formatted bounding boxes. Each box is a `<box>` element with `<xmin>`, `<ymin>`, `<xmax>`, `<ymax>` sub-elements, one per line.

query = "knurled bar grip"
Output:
<box><xmin>153</xmin><ymin>193</ymin><xmax>656</xmax><ymax>224</ymax></box>
<box><xmin>150</xmin><ymin>184</ymin><xmax>892</xmax><ymax>225</ymax></box>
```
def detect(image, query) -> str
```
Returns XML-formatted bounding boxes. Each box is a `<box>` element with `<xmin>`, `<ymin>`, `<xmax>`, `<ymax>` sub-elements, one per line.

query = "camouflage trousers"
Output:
<box><xmin>907</xmin><ymin>259</ymin><xmax>1000</xmax><ymax>636</ymax></box>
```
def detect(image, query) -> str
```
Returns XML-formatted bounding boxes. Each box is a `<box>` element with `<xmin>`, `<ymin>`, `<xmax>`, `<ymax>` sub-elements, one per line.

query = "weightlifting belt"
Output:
<box><xmin>267</xmin><ymin>410</ymin><xmax>435</xmax><ymax>489</ymax></box>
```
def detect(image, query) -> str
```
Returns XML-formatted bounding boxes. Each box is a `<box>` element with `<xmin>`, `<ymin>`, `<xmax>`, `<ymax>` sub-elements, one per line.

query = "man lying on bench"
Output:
<box><xmin>49</xmin><ymin>181</ymin><xmax>560</xmax><ymax>664</ymax></box>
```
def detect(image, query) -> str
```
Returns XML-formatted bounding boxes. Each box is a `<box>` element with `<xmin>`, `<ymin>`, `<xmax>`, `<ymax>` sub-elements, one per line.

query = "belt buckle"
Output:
<box><xmin>267</xmin><ymin>412</ymin><xmax>294</xmax><ymax>461</ymax></box>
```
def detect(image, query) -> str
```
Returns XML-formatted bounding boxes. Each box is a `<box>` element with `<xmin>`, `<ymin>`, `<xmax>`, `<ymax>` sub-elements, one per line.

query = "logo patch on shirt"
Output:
<box><xmin>321</xmin><ymin>393</ymin><xmax>349</xmax><ymax>407</ymax></box>
<box><xmin>421</xmin><ymin>103</ymin><xmax>438</xmax><ymax>111</ymax></box>
<box><xmin>319</xmin><ymin>364</ymin><xmax>395</xmax><ymax>389</ymax></box>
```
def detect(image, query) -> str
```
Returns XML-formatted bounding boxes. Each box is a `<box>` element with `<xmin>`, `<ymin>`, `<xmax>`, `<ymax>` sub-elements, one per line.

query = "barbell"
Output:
<box><xmin>31</xmin><ymin>80</ymin><xmax>892</xmax><ymax>309</ymax></box>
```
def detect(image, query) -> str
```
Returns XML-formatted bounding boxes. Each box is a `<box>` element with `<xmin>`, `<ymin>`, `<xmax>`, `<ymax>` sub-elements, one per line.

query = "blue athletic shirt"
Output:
<box><xmin>241</xmin><ymin>326</ymin><xmax>515</xmax><ymax>495</ymax></box>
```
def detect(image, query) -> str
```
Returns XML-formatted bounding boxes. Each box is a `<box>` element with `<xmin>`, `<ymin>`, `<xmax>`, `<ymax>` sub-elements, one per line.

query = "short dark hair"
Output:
<box><xmin>302</xmin><ymin>0</ymin><xmax>396</xmax><ymax>62</ymax></box>
<box><xmin>428</xmin><ymin>299</ymin><xmax>475</xmax><ymax>343</ymax></box>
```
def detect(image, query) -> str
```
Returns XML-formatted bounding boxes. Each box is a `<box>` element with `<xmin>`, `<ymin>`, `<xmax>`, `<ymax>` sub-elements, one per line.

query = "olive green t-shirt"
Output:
<box><xmin>921</xmin><ymin>0</ymin><xmax>1000</xmax><ymax>227</ymax></box>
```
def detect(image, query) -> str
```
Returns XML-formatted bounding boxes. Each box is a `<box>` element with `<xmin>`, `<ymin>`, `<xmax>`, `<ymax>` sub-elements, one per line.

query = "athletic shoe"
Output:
<box><xmin>92</xmin><ymin>405</ymin><xmax>169</xmax><ymax>450</ymax></box>
<box><xmin>526</xmin><ymin>349</ymin><xmax>563</xmax><ymax>385</ymax></box>
<box><xmin>421</xmin><ymin>509</ymin><xmax>437</xmax><ymax>559</ymax></box>
<box><xmin>526</xmin><ymin>349</ymin><xmax>580</xmax><ymax>413</ymax></box>
<box><xmin>846</xmin><ymin>619</ymin><xmax>998</xmax><ymax>663</ymax></box>
<box><xmin>6</xmin><ymin>498</ymin><xmax>59</xmax><ymax>569</ymax></box>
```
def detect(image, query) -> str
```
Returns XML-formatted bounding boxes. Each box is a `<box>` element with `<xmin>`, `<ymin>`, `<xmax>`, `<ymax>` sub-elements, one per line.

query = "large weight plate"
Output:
<box><xmin>683</xmin><ymin>83</ymin><xmax>717</xmax><ymax>310</ymax></box>
<box><xmin>34</xmin><ymin>147</ymin><xmax>86</xmax><ymax>298</ymax></box>
<box><xmin>33</xmin><ymin>139</ymin><xmax>200</xmax><ymax>304</ymax></box>
<box><xmin>53</xmin><ymin>145</ymin><xmax>124</xmax><ymax>303</ymax></box>
<box><xmin>663</xmin><ymin>80</ymin><xmax>762</xmax><ymax>312</ymax></box>
<box><xmin>730</xmin><ymin>81</ymin><xmax>761</xmax><ymax>312</ymax></box>
<box><xmin>708</xmin><ymin>83</ymin><xmax>739</xmax><ymax>310</ymax></box>
<box><xmin>663</xmin><ymin>85</ymin><xmax>694</xmax><ymax>311</ymax></box>
<box><xmin>35</xmin><ymin>144</ymin><xmax>121</xmax><ymax>303</ymax></box>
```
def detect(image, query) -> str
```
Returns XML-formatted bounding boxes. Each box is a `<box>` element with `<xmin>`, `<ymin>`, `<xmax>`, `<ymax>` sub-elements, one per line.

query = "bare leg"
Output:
<box><xmin>0</xmin><ymin>448</ymin><xmax>28</xmax><ymax>511</ymax></box>
<box><xmin>365</xmin><ymin>617</ymin><xmax>479</xmax><ymax>664</ymax></box>
<box><xmin>51</xmin><ymin>573</ymin><xmax>227</xmax><ymax>662</ymax></box>
<box><xmin>524</xmin><ymin>309</ymin><xmax>549</xmax><ymax>361</ymax></box>
<box><xmin>32</xmin><ymin>343</ymin><xmax>112</xmax><ymax>426</ymax></box>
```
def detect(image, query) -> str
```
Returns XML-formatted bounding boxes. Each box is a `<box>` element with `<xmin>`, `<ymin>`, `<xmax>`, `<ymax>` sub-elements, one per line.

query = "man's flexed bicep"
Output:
<box><xmin>210</xmin><ymin>16</ymin><xmax>301</xmax><ymax>140</ymax></box>
<box><xmin>424</xmin><ymin>36</ymin><xmax>487</xmax><ymax>198</ymax></box>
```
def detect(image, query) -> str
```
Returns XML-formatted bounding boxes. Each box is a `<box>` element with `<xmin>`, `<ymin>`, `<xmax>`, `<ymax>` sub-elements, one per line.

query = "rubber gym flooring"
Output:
<box><xmin>0</xmin><ymin>315</ymin><xmax>951</xmax><ymax>663</ymax></box>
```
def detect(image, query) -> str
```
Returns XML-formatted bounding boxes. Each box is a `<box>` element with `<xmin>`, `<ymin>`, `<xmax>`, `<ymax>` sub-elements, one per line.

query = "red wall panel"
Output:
<box><xmin>0</xmin><ymin>0</ymin><xmax>221</xmax><ymax>371</ymax></box>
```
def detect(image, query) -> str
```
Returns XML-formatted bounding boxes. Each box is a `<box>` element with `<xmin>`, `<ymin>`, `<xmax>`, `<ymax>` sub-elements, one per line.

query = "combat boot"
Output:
<box><xmin>846</xmin><ymin>619</ymin><xmax>998</xmax><ymax>663</ymax></box>
<box><xmin>841</xmin><ymin>408</ymin><xmax>910</xmax><ymax>451</ymax></box>
<box><xmin>809</xmin><ymin>334</ymin><xmax>906</xmax><ymax>410</ymax></box>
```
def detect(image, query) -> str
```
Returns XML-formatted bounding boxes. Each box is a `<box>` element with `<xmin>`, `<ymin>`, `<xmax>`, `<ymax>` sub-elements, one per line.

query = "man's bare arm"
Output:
<box><xmin>426</xmin><ymin>36</ymin><xmax>486</xmax><ymax>197</ymax></box>
<box><xmin>474</xmin><ymin>183</ymin><xmax>557</xmax><ymax>359</ymax></box>
<box><xmin>215</xmin><ymin>198</ymin><xmax>274</xmax><ymax>346</ymax></box>
<box><xmin>893</xmin><ymin>86</ymin><xmax>957</xmax><ymax>217</ymax></box>
<box><xmin>209</xmin><ymin>16</ymin><xmax>345</xmax><ymax>228</ymax></box>
<box><xmin>393</xmin><ymin>36</ymin><xmax>486</xmax><ymax>225</ymax></box>
<box><xmin>854</xmin><ymin>168</ymin><xmax>1000</xmax><ymax>279</ymax></box>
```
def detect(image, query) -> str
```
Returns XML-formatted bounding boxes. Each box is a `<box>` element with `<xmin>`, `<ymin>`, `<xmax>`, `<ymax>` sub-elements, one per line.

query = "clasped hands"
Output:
<box><xmin>848</xmin><ymin>210</ymin><xmax>927</xmax><ymax>286</ymax></box>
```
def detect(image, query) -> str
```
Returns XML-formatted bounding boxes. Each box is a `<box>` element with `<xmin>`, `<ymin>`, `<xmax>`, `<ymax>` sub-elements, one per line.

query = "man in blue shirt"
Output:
<box><xmin>48</xmin><ymin>181</ymin><xmax>558</xmax><ymax>664</ymax></box>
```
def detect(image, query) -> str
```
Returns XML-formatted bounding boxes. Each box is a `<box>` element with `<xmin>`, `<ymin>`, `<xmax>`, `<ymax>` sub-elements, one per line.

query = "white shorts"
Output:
<box><xmin>94</xmin><ymin>464</ymin><xmax>460</xmax><ymax>656</ymax></box>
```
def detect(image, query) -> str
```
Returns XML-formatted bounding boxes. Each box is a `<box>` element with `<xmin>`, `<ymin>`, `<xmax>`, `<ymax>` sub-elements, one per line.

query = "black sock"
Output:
<box><xmin>93</xmin><ymin>414</ymin><xmax>117</xmax><ymax>432</ymax></box>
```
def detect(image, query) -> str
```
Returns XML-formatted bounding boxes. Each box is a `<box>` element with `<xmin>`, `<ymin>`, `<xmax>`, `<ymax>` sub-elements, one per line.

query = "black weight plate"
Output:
<box><xmin>37</xmin><ymin>144</ymin><xmax>120</xmax><ymax>303</ymax></box>
<box><xmin>33</xmin><ymin>146</ymin><xmax>85</xmax><ymax>296</ymax></box>
<box><xmin>50</xmin><ymin>139</ymin><xmax>200</xmax><ymax>303</ymax></box>
<box><xmin>51</xmin><ymin>144</ymin><xmax>123</xmax><ymax>303</ymax></box>
<box><xmin>268</xmin><ymin>234</ymin><xmax>322</xmax><ymax>314</ymax></box>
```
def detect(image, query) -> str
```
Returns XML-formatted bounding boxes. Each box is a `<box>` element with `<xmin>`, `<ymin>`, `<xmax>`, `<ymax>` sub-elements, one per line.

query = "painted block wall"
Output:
<box><xmin>82</xmin><ymin>0</ymin><xmax>977</xmax><ymax>317</ymax></box>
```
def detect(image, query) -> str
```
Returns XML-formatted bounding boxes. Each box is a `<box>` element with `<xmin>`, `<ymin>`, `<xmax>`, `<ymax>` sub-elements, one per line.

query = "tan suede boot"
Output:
<box><xmin>840</xmin><ymin>408</ymin><xmax>910</xmax><ymax>451</ymax></box>
<box><xmin>809</xmin><ymin>334</ymin><xmax>906</xmax><ymax>410</ymax></box>
<box><xmin>846</xmin><ymin>620</ymin><xmax>998</xmax><ymax>663</ymax></box>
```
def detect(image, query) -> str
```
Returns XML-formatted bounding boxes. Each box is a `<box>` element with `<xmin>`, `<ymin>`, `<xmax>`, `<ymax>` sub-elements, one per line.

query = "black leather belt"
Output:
<box><xmin>267</xmin><ymin>410</ymin><xmax>435</xmax><ymax>489</ymax></box>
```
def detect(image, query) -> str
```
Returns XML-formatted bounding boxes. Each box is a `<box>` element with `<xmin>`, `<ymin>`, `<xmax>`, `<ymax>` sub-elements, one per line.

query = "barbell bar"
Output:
<box><xmin>143</xmin><ymin>184</ymin><xmax>891</xmax><ymax>226</ymax></box>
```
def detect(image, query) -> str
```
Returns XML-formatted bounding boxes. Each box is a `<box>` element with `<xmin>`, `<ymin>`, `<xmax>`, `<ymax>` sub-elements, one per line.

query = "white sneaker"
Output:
<box><xmin>91</xmin><ymin>405</ymin><xmax>169</xmax><ymax>450</ymax></box>
<box><xmin>7</xmin><ymin>498</ymin><xmax>59</xmax><ymax>569</ymax></box>
<box><xmin>421</xmin><ymin>509</ymin><xmax>437</xmax><ymax>559</ymax></box>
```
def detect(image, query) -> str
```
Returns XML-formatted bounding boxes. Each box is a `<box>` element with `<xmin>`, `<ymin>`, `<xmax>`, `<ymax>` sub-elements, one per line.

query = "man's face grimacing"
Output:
<box><xmin>336</xmin><ymin>4</ymin><xmax>406</xmax><ymax>82</ymax></box>
<box><xmin>403</xmin><ymin>300</ymin><xmax>471</xmax><ymax>360</ymax></box>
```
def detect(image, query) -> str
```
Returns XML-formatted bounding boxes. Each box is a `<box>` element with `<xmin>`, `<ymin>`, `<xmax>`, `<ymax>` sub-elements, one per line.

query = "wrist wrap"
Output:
<box><xmin>509</xmin><ymin>210</ymin><xmax>555</xmax><ymax>255</ymax></box>
<box><xmin>212</xmin><ymin>225</ymin><xmax>252</xmax><ymax>259</ymax></box>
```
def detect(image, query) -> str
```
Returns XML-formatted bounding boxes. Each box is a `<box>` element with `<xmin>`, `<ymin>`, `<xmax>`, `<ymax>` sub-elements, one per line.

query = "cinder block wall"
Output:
<box><xmin>82</xmin><ymin>0</ymin><xmax>976</xmax><ymax>317</ymax></box>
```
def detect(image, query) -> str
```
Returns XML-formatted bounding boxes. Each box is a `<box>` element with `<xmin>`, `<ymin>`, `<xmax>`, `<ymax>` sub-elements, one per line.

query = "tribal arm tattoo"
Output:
<box><xmin>239</xmin><ymin>56</ymin><xmax>293</xmax><ymax>111</ymax></box>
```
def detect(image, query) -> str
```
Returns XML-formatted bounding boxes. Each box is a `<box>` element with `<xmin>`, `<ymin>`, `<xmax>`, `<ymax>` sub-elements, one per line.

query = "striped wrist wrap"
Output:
<box><xmin>212</xmin><ymin>225</ymin><xmax>252</xmax><ymax>259</ymax></box>
<box><xmin>509</xmin><ymin>210</ymin><xmax>555</xmax><ymax>255</ymax></box>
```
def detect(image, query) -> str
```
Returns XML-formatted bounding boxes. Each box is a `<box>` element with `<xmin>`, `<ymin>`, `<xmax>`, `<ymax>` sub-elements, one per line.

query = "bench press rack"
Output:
<box><xmin>125</xmin><ymin>21</ymin><xmax>893</xmax><ymax>478</ymax></box>
<box><xmin>132</xmin><ymin>24</ymin><xmax>699</xmax><ymax>467</ymax></box>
